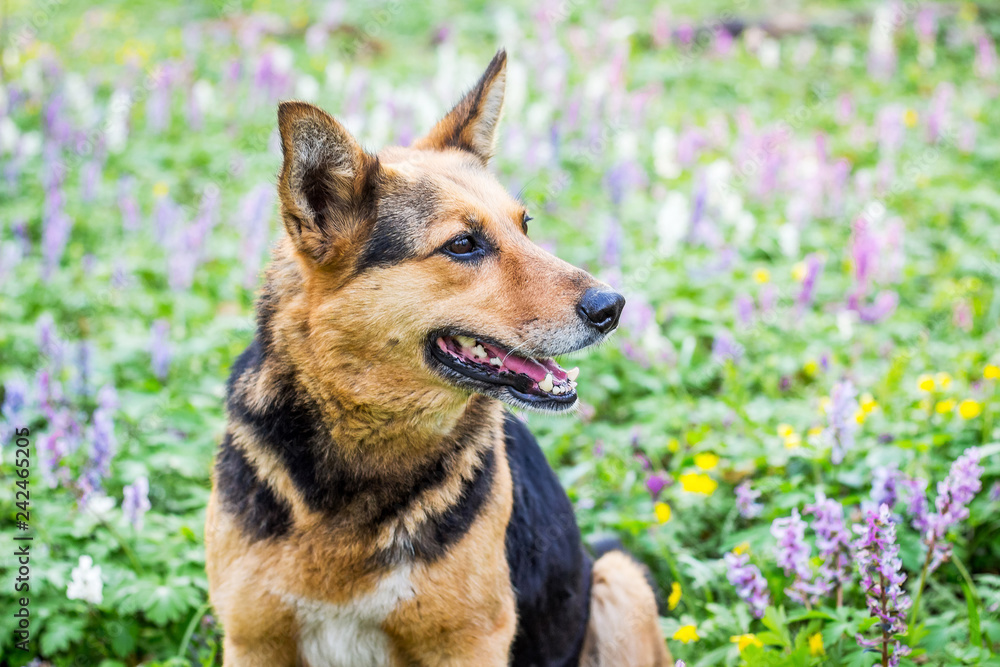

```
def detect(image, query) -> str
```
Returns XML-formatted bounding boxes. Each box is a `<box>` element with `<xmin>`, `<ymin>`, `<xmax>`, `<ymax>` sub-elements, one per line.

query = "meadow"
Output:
<box><xmin>1</xmin><ymin>0</ymin><xmax>999</xmax><ymax>665</ymax></box>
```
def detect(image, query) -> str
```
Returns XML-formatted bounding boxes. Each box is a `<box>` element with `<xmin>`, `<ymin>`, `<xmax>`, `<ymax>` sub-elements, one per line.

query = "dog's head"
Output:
<box><xmin>272</xmin><ymin>50</ymin><xmax>623</xmax><ymax>413</ymax></box>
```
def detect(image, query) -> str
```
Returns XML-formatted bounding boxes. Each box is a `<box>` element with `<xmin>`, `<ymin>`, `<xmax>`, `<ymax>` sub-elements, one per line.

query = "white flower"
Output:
<box><xmin>67</xmin><ymin>555</ymin><xmax>103</xmax><ymax>605</ymax></box>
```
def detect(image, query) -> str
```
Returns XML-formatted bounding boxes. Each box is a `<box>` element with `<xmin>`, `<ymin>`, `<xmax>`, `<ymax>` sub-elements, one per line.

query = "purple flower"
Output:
<box><xmin>925</xmin><ymin>448</ymin><xmax>984</xmax><ymax>573</ymax></box>
<box><xmin>771</xmin><ymin>509</ymin><xmax>820</xmax><ymax>604</ymax></box>
<box><xmin>734</xmin><ymin>293</ymin><xmax>754</xmax><ymax>328</ymax></box>
<box><xmin>900</xmin><ymin>477</ymin><xmax>930</xmax><ymax>534</ymax></box>
<box><xmin>1</xmin><ymin>378</ymin><xmax>29</xmax><ymax>441</ymax></box>
<box><xmin>646</xmin><ymin>473</ymin><xmax>668</xmax><ymax>501</ymax></box>
<box><xmin>990</xmin><ymin>481</ymin><xmax>1000</xmax><ymax>503</ymax></box>
<box><xmin>724</xmin><ymin>551</ymin><xmax>771</xmax><ymax>618</ymax></box>
<box><xmin>805</xmin><ymin>491</ymin><xmax>853</xmax><ymax>591</ymax></box>
<box><xmin>868</xmin><ymin>464</ymin><xmax>900</xmax><ymax>513</ymax></box>
<box><xmin>117</xmin><ymin>177</ymin><xmax>140</xmax><ymax>231</ymax></box>
<box><xmin>240</xmin><ymin>183</ymin><xmax>276</xmax><ymax>288</ymax></box>
<box><xmin>796</xmin><ymin>253</ymin><xmax>824</xmax><ymax>310</ymax></box>
<box><xmin>976</xmin><ymin>35</ymin><xmax>998</xmax><ymax>79</ymax></box>
<box><xmin>712</xmin><ymin>331</ymin><xmax>744</xmax><ymax>365</ymax></box>
<box><xmin>150</xmin><ymin>320</ymin><xmax>171</xmax><ymax>381</ymax></box>
<box><xmin>826</xmin><ymin>380</ymin><xmax>858</xmax><ymax>464</ymax></box>
<box><xmin>853</xmin><ymin>504</ymin><xmax>911</xmax><ymax>666</ymax></box>
<box><xmin>123</xmin><ymin>476</ymin><xmax>151</xmax><ymax>531</ymax></box>
<box><xmin>735</xmin><ymin>481</ymin><xmax>763</xmax><ymax>519</ymax></box>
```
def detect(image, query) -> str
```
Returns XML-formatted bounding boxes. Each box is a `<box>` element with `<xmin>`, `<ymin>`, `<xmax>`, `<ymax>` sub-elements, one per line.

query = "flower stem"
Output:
<box><xmin>880</xmin><ymin>572</ymin><xmax>889</xmax><ymax>667</ymax></box>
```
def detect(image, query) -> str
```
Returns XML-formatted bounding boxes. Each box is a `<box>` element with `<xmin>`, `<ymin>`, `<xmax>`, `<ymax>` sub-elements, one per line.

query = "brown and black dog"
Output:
<box><xmin>205</xmin><ymin>50</ymin><xmax>671</xmax><ymax>667</ymax></box>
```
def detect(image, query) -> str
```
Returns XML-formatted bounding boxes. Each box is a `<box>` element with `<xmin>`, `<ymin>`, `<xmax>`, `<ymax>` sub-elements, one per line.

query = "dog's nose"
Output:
<box><xmin>578</xmin><ymin>288</ymin><xmax>625</xmax><ymax>334</ymax></box>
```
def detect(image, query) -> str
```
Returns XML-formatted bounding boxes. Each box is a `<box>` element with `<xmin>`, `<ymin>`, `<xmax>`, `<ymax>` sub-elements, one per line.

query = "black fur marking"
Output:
<box><xmin>215</xmin><ymin>432</ymin><xmax>293</xmax><ymax>542</ymax></box>
<box><xmin>355</xmin><ymin>179</ymin><xmax>439</xmax><ymax>273</ymax></box>
<box><xmin>408</xmin><ymin>446</ymin><xmax>496</xmax><ymax>561</ymax></box>
<box><xmin>504</xmin><ymin>413</ymin><xmax>591</xmax><ymax>667</ymax></box>
<box><xmin>224</xmin><ymin>341</ymin><xmax>495</xmax><ymax>558</ymax></box>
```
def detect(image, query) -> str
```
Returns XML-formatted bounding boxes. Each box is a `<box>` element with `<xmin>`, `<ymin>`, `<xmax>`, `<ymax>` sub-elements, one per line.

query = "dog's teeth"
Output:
<box><xmin>538</xmin><ymin>373</ymin><xmax>554</xmax><ymax>393</ymax></box>
<box><xmin>490</xmin><ymin>357</ymin><xmax>503</xmax><ymax>367</ymax></box>
<box><xmin>566</xmin><ymin>367</ymin><xmax>580</xmax><ymax>381</ymax></box>
<box><xmin>471</xmin><ymin>344</ymin><xmax>487</xmax><ymax>359</ymax></box>
<box><xmin>455</xmin><ymin>335</ymin><xmax>476</xmax><ymax>349</ymax></box>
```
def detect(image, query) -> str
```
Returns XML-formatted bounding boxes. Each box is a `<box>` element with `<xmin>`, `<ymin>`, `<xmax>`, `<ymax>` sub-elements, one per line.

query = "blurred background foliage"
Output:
<box><xmin>1</xmin><ymin>0</ymin><xmax>999</xmax><ymax>665</ymax></box>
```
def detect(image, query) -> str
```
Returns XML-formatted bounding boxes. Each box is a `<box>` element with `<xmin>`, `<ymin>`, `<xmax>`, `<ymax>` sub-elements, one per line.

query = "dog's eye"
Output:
<box><xmin>445</xmin><ymin>236</ymin><xmax>477</xmax><ymax>255</ymax></box>
<box><xmin>522</xmin><ymin>213</ymin><xmax>532</xmax><ymax>233</ymax></box>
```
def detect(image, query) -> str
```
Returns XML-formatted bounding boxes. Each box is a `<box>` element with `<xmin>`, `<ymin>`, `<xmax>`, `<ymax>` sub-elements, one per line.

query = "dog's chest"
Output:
<box><xmin>288</xmin><ymin>566</ymin><xmax>415</xmax><ymax>667</ymax></box>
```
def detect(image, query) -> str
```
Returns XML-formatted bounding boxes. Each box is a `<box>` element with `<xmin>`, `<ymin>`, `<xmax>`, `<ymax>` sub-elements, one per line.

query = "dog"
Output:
<box><xmin>205</xmin><ymin>49</ymin><xmax>671</xmax><ymax>667</ymax></box>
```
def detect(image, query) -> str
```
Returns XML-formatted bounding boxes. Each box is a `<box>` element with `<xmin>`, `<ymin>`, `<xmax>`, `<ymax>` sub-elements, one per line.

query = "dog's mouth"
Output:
<box><xmin>428</xmin><ymin>334</ymin><xmax>579</xmax><ymax>411</ymax></box>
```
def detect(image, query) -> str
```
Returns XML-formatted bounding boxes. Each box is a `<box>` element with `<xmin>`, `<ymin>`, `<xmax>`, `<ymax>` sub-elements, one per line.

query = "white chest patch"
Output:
<box><xmin>286</xmin><ymin>566</ymin><xmax>415</xmax><ymax>667</ymax></box>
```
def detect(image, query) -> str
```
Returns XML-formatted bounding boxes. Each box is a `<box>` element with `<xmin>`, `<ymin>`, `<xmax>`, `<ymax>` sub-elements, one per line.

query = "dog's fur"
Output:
<box><xmin>205</xmin><ymin>50</ymin><xmax>671</xmax><ymax>666</ymax></box>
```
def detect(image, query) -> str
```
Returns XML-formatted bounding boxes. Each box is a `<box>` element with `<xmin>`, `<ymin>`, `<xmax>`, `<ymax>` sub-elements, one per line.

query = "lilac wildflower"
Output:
<box><xmin>796</xmin><ymin>253</ymin><xmax>824</xmax><ymax>310</ymax></box>
<box><xmin>771</xmin><ymin>509</ymin><xmax>821</xmax><ymax>604</ymax></box>
<box><xmin>924</xmin><ymin>448</ymin><xmax>984</xmax><ymax>573</ymax></box>
<box><xmin>868</xmin><ymin>464</ymin><xmax>900</xmax><ymax>513</ymax></box>
<box><xmin>646</xmin><ymin>473</ymin><xmax>668</xmax><ymax>501</ymax></box>
<box><xmin>150</xmin><ymin>319</ymin><xmax>171</xmax><ymax>381</ymax></box>
<box><xmin>990</xmin><ymin>481</ymin><xmax>1000</xmax><ymax>503</ymax></box>
<box><xmin>854</xmin><ymin>504</ymin><xmax>911</xmax><ymax>666</ymax></box>
<box><xmin>1</xmin><ymin>378</ymin><xmax>29</xmax><ymax>441</ymax></box>
<box><xmin>123</xmin><ymin>476</ymin><xmax>152</xmax><ymax>531</ymax></box>
<box><xmin>735</xmin><ymin>481</ymin><xmax>763</xmax><ymax>519</ymax></box>
<box><xmin>805</xmin><ymin>491</ymin><xmax>853</xmax><ymax>594</ymax></box>
<box><xmin>826</xmin><ymin>380</ymin><xmax>858</xmax><ymax>464</ymax></box>
<box><xmin>734</xmin><ymin>293</ymin><xmax>754</xmax><ymax>328</ymax></box>
<box><xmin>724</xmin><ymin>551</ymin><xmax>771</xmax><ymax>618</ymax></box>
<box><xmin>975</xmin><ymin>35</ymin><xmax>998</xmax><ymax>79</ymax></box>
<box><xmin>711</xmin><ymin>331</ymin><xmax>744</xmax><ymax>365</ymax></box>
<box><xmin>240</xmin><ymin>183</ymin><xmax>276</xmax><ymax>288</ymax></box>
<box><xmin>899</xmin><ymin>477</ymin><xmax>930</xmax><ymax>534</ymax></box>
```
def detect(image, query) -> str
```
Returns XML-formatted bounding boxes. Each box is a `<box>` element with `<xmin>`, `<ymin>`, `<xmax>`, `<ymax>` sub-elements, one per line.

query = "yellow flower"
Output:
<box><xmin>731</xmin><ymin>633</ymin><xmax>763</xmax><ymax>652</ymax></box>
<box><xmin>860</xmin><ymin>393</ymin><xmax>878</xmax><ymax>414</ymax></box>
<box><xmin>903</xmin><ymin>109</ymin><xmax>919</xmax><ymax>128</ymax></box>
<box><xmin>679</xmin><ymin>473</ymin><xmax>718</xmax><ymax>496</ymax></box>
<box><xmin>777</xmin><ymin>423</ymin><xmax>794</xmax><ymax>438</ymax></box>
<box><xmin>935</xmin><ymin>398</ymin><xmax>956</xmax><ymax>414</ymax></box>
<box><xmin>694</xmin><ymin>453</ymin><xmax>720</xmax><ymax>471</ymax></box>
<box><xmin>668</xmin><ymin>582</ymin><xmax>682</xmax><ymax>611</ymax></box>
<box><xmin>153</xmin><ymin>182</ymin><xmax>169</xmax><ymax>198</ymax></box>
<box><xmin>917</xmin><ymin>374</ymin><xmax>935</xmax><ymax>392</ymax></box>
<box><xmin>655</xmin><ymin>502</ymin><xmax>673</xmax><ymax>524</ymax></box>
<box><xmin>819</xmin><ymin>396</ymin><xmax>831</xmax><ymax>414</ymax></box>
<box><xmin>667</xmin><ymin>437</ymin><xmax>680</xmax><ymax>453</ymax></box>
<box><xmin>673</xmin><ymin>625</ymin><xmax>699</xmax><ymax>643</ymax></box>
<box><xmin>792</xmin><ymin>261</ymin><xmax>807</xmax><ymax>282</ymax></box>
<box><xmin>984</xmin><ymin>364</ymin><xmax>1000</xmax><ymax>380</ymax></box>
<box><xmin>752</xmin><ymin>268</ymin><xmax>771</xmax><ymax>284</ymax></box>
<box><xmin>809</xmin><ymin>632</ymin><xmax>826</xmax><ymax>656</ymax></box>
<box><xmin>807</xmin><ymin>425</ymin><xmax>824</xmax><ymax>439</ymax></box>
<box><xmin>784</xmin><ymin>433</ymin><xmax>802</xmax><ymax>449</ymax></box>
<box><xmin>958</xmin><ymin>399</ymin><xmax>982</xmax><ymax>420</ymax></box>
<box><xmin>936</xmin><ymin>372</ymin><xmax>953</xmax><ymax>389</ymax></box>
<box><xmin>804</xmin><ymin>360</ymin><xmax>819</xmax><ymax>377</ymax></box>
<box><xmin>854</xmin><ymin>409</ymin><xmax>866</xmax><ymax>424</ymax></box>
<box><xmin>732</xmin><ymin>542</ymin><xmax>750</xmax><ymax>555</ymax></box>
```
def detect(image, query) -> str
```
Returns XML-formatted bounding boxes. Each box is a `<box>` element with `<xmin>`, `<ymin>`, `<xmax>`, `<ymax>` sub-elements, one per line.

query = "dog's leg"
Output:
<box><xmin>578</xmin><ymin>550</ymin><xmax>673</xmax><ymax>667</ymax></box>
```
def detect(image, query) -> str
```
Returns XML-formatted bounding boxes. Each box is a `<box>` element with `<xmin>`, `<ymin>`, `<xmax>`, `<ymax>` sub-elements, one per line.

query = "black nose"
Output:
<box><xmin>578</xmin><ymin>288</ymin><xmax>625</xmax><ymax>334</ymax></box>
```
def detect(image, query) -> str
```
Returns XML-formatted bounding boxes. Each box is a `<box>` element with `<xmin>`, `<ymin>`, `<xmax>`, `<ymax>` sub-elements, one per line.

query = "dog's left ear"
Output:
<box><xmin>413</xmin><ymin>49</ymin><xmax>507</xmax><ymax>165</ymax></box>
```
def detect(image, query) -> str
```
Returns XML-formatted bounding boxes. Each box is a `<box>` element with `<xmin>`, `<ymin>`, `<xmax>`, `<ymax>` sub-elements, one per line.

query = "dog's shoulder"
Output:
<box><xmin>503</xmin><ymin>413</ymin><xmax>591</xmax><ymax>667</ymax></box>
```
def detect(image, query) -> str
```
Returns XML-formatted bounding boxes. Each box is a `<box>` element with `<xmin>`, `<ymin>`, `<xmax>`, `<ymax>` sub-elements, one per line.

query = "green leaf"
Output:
<box><xmin>960</xmin><ymin>579</ymin><xmax>982</xmax><ymax>648</ymax></box>
<box><xmin>762</xmin><ymin>606</ymin><xmax>793</xmax><ymax>647</ymax></box>
<box><xmin>40</xmin><ymin>616</ymin><xmax>86</xmax><ymax>655</ymax></box>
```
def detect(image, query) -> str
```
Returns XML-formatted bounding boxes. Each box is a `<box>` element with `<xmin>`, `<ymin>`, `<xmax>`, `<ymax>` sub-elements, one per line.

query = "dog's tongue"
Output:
<box><xmin>480</xmin><ymin>343</ymin><xmax>550</xmax><ymax>382</ymax></box>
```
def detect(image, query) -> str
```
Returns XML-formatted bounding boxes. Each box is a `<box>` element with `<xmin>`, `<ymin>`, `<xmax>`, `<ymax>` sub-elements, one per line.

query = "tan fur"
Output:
<box><xmin>206</xmin><ymin>50</ymin><xmax>670</xmax><ymax>666</ymax></box>
<box><xmin>580</xmin><ymin>552</ymin><xmax>674</xmax><ymax>667</ymax></box>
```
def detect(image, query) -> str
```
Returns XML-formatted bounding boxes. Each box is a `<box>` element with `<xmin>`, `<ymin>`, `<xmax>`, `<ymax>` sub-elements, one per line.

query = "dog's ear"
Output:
<box><xmin>413</xmin><ymin>49</ymin><xmax>507</xmax><ymax>165</ymax></box>
<box><xmin>276</xmin><ymin>101</ymin><xmax>380</xmax><ymax>266</ymax></box>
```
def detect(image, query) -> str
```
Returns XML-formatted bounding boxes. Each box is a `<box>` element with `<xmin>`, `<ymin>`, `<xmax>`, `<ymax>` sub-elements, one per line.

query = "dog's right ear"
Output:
<box><xmin>276</xmin><ymin>101</ymin><xmax>380</xmax><ymax>267</ymax></box>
